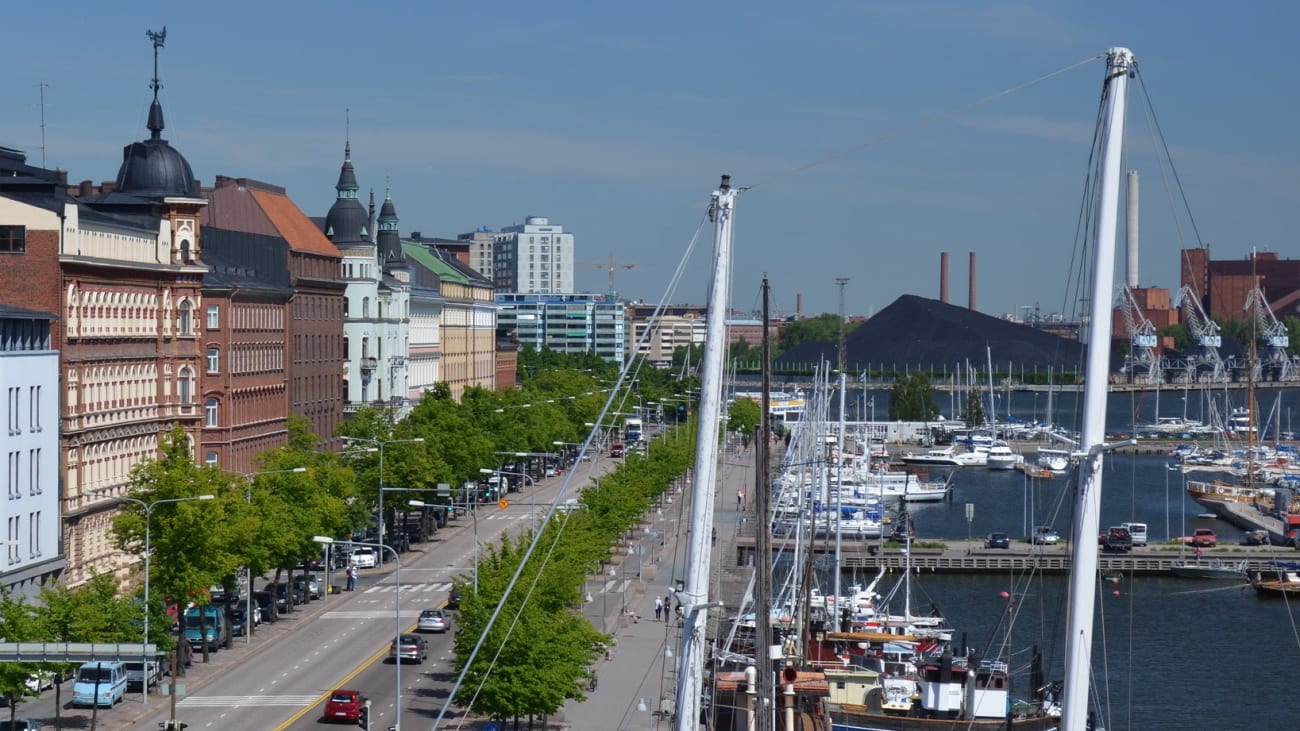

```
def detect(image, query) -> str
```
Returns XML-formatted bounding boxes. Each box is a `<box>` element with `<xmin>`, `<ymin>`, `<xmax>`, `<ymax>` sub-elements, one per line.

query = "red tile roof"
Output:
<box><xmin>250</xmin><ymin>188</ymin><xmax>341</xmax><ymax>258</ymax></box>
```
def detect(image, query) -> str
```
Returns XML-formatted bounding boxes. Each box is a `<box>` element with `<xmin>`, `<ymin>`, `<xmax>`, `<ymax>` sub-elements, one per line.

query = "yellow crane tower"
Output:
<box><xmin>577</xmin><ymin>254</ymin><xmax>636</xmax><ymax>297</ymax></box>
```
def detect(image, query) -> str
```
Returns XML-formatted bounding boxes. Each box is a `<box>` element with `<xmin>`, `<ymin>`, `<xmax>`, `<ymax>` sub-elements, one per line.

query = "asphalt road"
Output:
<box><xmin>6</xmin><ymin>452</ymin><xmax>617</xmax><ymax>730</ymax></box>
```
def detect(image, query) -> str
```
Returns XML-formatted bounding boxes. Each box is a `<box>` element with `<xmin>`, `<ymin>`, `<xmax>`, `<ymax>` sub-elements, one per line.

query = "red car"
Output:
<box><xmin>1191</xmin><ymin>528</ymin><xmax>1218</xmax><ymax>548</ymax></box>
<box><xmin>324</xmin><ymin>689</ymin><xmax>367</xmax><ymax>724</ymax></box>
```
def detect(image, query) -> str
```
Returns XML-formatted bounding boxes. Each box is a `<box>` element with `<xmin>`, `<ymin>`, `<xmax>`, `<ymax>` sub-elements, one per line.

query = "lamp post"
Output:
<box><xmin>92</xmin><ymin>491</ymin><xmax>214</xmax><ymax>709</ymax></box>
<box><xmin>240</xmin><ymin>467</ymin><xmax>306</xmax><ymax>641</ymax></box>
<box><xmin>316</xmin><ymin>518</ymin><xmax>416</xmax><ymax>731</ymax></box>
<box><xmin>342</xmin><ymin>437</ymin><xmax>424</xmax><ymax>562</ymax></box>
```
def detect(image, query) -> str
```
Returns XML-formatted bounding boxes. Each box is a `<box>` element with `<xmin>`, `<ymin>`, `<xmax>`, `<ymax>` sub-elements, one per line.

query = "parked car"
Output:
<box><xmin>417</xmin><ymin>608</ymin><xmax>450</xmax><ymax>633</ymax></box>
<box><xmin>388</xmin><ymin>633</ymin><xmax>428</xmax><ymax>663</ymax></box>
<box><xmin>273</xmin><ymin>583</ymin><xmax>303</xmax><ymax>611</ymax></box>
<box><xmin>1121</xmin><ymin>522</ymin><xmax>1149</xmax><ymax>547</ymax></box>
<box><xmin>1032</xmin><ymin>526</ymin><xmax>1061</xmax><ymax>545</ymax></box>
<box><xmin>252</xmin><ymin>591</ymin><xmax>279</xmax><ymax>623</ymax></box>
<box><xmin>293</xmin><ymin>574</ymin><xmax>321</xmax><ymax>601</ymax></box>
<box><xmin>23</xmin><ymin>671</ymin><xmax>55</xmax><ymax>694</ymax></box>
<box><xmin>984</xmin><ymin>532</ymin><xmax>1011</xmax><ymax>549</ymax></box>
<box><xmin>124</xmin><ymin>662</ymin><xmax>162</xmax><ymax>693</ymax></box>
<box><xmin>1100</xmin><ymin>526</ymin><xmax>1133</xmax><ymax>553</ymax></box>
<box><xmin>446</xmin><ymin>586</ymin><xmax>462</xmax><ymax>610</ymax></box>
<box><xmin>323</xmin><ymin>688</ymin><xmax>368</xmax><ymax>724</ymax></box>
<box><xmin>0</xmin><ymin>719</ymin><xmax>43</xmax><ymax>730</ymax></box>
<box><xmin>609</xmin><ymin>443</ymin><xmax>625</xmax><ymax>458</ymax></box>
<box><xmin>228</xmin><ymin>608</ymin><xmax>249</xmax><ymax>637</ymax></box>
<box><xmin>1192</xmin><ymin>528</ymin><xmax>1218</xmax><ymax>548</ymax></box>
<box><xmin>350</xmin><ymin>547</ymin><xmax>378</xmax><ymax>569</ymax></box>
<box><xmin>384</xmin><ymin>533</ymin><xmax>410</xmax><ymax>554</ymax></box>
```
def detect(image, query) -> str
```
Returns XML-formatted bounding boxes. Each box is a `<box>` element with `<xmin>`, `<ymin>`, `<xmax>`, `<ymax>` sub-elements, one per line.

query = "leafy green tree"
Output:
<box><xmin>0</xmin><ymin>591</ymin><xmax>42</xmax><ymax>716</ymax></box>
<box><xmin>778</xmin><ymin>314</ymin><xmax>859</xmax><ymax>353</ymax></box>
<box><xmin>1159</xmin><ymin>323</ymin><xmax>1192</xmax><ymax>352</ymax></box>
<box><xmin>962</xmin><ymin>392</ymin><xmax>987</xmax><ymax>426</ymax></box>
<box><xmin>727</xmin><ymin>396</ymin><xmax>762</xmax><ymax>435</ymax></box>
<box><xmin>888</xmin><ymin>372</ymin><xmax>940</xmax><ymax>421</ymax></box>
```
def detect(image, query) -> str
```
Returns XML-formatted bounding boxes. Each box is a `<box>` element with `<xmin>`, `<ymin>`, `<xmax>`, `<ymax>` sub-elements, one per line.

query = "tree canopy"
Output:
<box><xmin>888</xmin><ymin>372</ymin><xmax>940</xmax><ymax>421</ymax></box>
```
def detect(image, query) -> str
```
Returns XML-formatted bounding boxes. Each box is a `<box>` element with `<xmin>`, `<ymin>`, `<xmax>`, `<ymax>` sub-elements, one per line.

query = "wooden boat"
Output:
<box><xmin>1170</xmin><ymin>559</ymin><xmax>1248</xmax><ymax>581</ymax></box>
<box><xmin>1251</xmin><ymin>562</ymin><xmax>1300</xmax><ymax>597</ymax></box>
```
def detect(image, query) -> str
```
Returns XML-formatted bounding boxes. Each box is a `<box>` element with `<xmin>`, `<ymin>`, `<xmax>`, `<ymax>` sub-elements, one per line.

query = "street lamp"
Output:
<box><xmin>316</xmin><ymin>522</ymin><xmax>414</xmax><ymax>731</ymax></box>
<box><xmin>91</xmin><ymin>491</ymin><xmax>214</xmax><ymax>707</ymax></box>
<box><xmin>239</xmin><ymin>467</ymin><xmax>306</xmax><ymax>641</ymax></box>
<box><xmin>342</xmin><ymin>436</ymin><xmax>425</xmax><ymax>560</ymax></box>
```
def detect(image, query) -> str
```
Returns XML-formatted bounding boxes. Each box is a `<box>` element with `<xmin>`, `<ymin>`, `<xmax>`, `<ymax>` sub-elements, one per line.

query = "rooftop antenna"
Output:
<box><xmin>146</xmin><ymin>27</ymin><xmax>166</xmax><ymax>101</ymax></box>
<box><xmin>37</xmin><ymin>82</ymin><xmax>48</xmax><ymax>168</ymax></box>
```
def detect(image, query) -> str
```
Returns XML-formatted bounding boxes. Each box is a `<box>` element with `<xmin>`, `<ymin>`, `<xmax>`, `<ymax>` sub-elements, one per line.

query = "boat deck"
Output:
<box><xmin>731</xmin><ymin>535</ymin><xmax>1298</xmax><ymax>576</ymax></box>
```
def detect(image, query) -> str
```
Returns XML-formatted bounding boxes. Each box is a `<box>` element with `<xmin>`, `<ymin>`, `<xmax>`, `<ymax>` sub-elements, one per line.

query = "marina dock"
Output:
<box><xmin>731</xmin><ymin>534</ymin><xmax>1298</xmax><ymax>576</ymax></box>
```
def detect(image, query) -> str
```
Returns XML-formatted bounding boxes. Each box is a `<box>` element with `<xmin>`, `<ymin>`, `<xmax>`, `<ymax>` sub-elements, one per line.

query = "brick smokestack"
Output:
<box><xmin>796</xmin><ymin>293</ymin><xmax>803</xmax><ymax>319</ymax></box>
<box><xmin>940</xmin><ymin>252</ymin><xmax>950</xmax><ymax>303</ymax></box>
<box><xmin>968</xmin><ymin>251</ymin><xmax>977</xmax><ymax>310</ymax></box>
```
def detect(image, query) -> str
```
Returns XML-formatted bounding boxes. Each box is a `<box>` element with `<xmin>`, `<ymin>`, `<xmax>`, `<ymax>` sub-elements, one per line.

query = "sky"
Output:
<box><xmin>2</xmin><ymin>2</ymin><xmax>1298</xmax><ymax>322</ymax></box>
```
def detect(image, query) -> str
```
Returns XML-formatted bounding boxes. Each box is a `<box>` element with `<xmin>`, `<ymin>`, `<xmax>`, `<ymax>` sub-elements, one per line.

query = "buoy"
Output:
<box><xmin>999</xmin><ymin>591</ymin><xmax>1010</xmax><ymax>600</ymax></box>
<box><xmin>1112</xmin><ymin>590</ymin><xmax>1121</xmax><ymax>597</ymax></box>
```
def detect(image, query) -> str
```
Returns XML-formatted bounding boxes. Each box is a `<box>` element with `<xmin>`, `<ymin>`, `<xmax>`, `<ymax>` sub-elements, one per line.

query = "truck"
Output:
<box><xmin>625</xmin><ymin>418</ymin><xmax>644</xmax><ymax>444</ymax></box>
<box><xmin>1099</xmin><ymin>526</ymin><xmax>1133</xmax><ymax>553</ymax></box>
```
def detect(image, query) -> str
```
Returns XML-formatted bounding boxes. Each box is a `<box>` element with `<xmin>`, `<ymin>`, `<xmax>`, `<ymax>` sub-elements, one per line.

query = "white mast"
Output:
<box><xmin>1061</xmin><ymin>47</ymin><xmax>1132</xmax><ymax>731</ymax></box>
<box><xmin>674</xmin><ymin>175</ymin><xmax>735</xmax><ymax>730</ymax></box>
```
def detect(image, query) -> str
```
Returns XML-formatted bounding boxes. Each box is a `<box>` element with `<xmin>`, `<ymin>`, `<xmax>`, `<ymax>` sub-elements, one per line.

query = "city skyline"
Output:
<box><xmin>1</xmin><ymin>3</ymin><xmax>1297</xmax><ymax>320</ymax></box>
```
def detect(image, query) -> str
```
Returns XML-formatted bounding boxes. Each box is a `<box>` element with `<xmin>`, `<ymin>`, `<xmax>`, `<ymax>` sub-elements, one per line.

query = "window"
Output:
<box><xmin>206</xmin><ymin>304</ymin><xmax>220</xmax><ymax>329</ymax></box>
<box><xmin>362</xmin><ymin>297</ymin><xmax>370</xmax><ymax>318</ymax></box>
<box><xmin>177</xmin><ymin>300</ymin><xmax>193</xmax><ymax>335</ymax></box>
<box><xmin>207</xmin><ymin>347</ymin><xmax>219</xmax><ymax>373</ymax></box>
<box><xmin>0</xmin><ymin>226</ymin><xmax>25</xmax><ymax>254</ymax></box>
<box><xmin>29</xmin><ymin>385</ymin><xmax>39</xmax><ymax>431</ymax></box>
<box><xmin>204</xmin><ymin>451</ymin><xmax>219</xmax><ymax>466</ymax></box>
<box><xmin>205</xmin><ymin>397</ymin><xmax>219</xmax><ymax>427</ymax></box>
<box><xmin>28</xmin><ymin>449</ymin><xmax>38</xmax><ymax>495</ymax></box>
<box><xmin>179</xmin><ymin>239</ymin><xmax>193</xmax><ymax>264</ymax></box>
<box><xmin>178</xmin><ymin>367</ymin><xmax>194</xmax><ymax>404</ymax></box>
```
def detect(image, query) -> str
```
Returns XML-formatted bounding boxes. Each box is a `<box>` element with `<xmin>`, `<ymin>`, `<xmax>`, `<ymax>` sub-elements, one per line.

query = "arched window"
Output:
<box><xmin>206</xmin><ymin>347</ymin><xmax>219</xmax><ymax>373</ymax></box>
<box><xmin>177</xmin><ymin>367</ymin><xmax>194</xmax><ymax>405</ymax></box>
<box><xmin>205</xmin><ymin>397</ymin><xmax>219</xmax><ymax>427</ymax></box>
<box><xmin>179</xmin><ymin>239</ymin><xmax>193</xmax><ymax>264</ymax></box>
<box><xmin>177</xmin><ymin>300</ymin><xmax>193</xmax><ymax>336</ymax></box>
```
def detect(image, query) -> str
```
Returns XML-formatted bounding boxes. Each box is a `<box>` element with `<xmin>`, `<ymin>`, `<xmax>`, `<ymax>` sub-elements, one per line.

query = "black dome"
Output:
<box><xmin>323</xmin><ymin>143</ymin><xmax>370</xmax><ymax>246</ymax></box>
<box><xmin>115</xmin><ymin>99</ymin><xmax>197</xmax><ymax>199</ymax></box>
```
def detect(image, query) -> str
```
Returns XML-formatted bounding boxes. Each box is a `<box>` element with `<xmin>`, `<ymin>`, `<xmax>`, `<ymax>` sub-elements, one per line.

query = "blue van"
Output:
<box><xmin>184</xmin><ymin>605</ymin><xmax>229</xmax><ymax>652</ymax></box>
<box><xmin>71</xmin><ymin>661</ymin><xmax>127</xmax><ymax>707</ymax></box>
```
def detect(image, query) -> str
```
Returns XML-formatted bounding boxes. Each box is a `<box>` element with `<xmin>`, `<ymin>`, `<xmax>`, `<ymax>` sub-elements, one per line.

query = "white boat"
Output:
<box><xmin>1037</xmin><ymin>447</ymin><xmax>1071</xmax><ymax>473</ymax></box>
<box><xmin>1170</xmin><ymin>558</ymin><xmax>1248</xmax><ymax>580</ymax></box>
<box><xmin>902</xmin><ymin>475</ymin><xmax>952</xmax><ymax>502</ymax></box>
<box><xmin>986</xmin><ymin>442</ymin><xmax>1024</xmax><ymax>470</ymax></box>
<box><xmin>899</xmin><ymin>447</ymin><xmax>962</xmax><ymax>467</ymax></box>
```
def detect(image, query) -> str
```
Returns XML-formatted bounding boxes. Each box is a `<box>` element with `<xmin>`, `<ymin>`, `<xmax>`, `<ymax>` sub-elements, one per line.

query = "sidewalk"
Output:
<box><xmin>559</xmin><ymin>443</ymin><xmax>757</xmax><ymax>730</ymax></box>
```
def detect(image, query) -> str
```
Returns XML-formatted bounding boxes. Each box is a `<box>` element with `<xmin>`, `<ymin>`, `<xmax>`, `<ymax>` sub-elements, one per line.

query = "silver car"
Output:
<box><xmin>418</xmin><ymin>608</ymin><xmax>450</xmax><ymax>633</ymax></box>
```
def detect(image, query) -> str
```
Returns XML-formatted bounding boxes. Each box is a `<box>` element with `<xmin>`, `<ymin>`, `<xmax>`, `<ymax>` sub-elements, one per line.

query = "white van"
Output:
<box><xmin>72</xmin><ymin>661</ymin><xmax>127</xmax><ymax>707</ymax></box>
<box><xmin>1121</xmin><ymin>522</ymin><xmax>1149</xmax><ymax>547</ymax></box>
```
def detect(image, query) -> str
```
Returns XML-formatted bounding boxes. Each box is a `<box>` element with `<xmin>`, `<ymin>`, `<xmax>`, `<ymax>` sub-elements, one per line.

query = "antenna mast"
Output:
<box><xmin>146</xmin><ymin>27</ymin><xmax>167</xmax><ymax>100</ymax></box>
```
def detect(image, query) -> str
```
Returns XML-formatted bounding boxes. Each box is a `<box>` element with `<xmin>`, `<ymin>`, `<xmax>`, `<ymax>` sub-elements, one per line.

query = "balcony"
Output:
<box><xmin>360</xmin><ymin>357</ymin><xmax>379</xmax><ymax>373</ymax></box>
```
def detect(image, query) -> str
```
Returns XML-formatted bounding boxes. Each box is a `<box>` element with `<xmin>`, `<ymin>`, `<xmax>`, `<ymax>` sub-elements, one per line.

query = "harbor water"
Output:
<box><xmin>823</xmin><ymin>453</ymin><xmax>1294</xmax><ymax>731</ymax></box>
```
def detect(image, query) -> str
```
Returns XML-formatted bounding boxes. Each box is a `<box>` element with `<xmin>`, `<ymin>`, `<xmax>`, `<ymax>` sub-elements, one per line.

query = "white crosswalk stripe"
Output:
<box><xmin>178</xmin><ymin>694</ymin><xmax>318</xmax><ymax>707</ymax></box>
<box><xmin>320</xmin><ymin>610</ymin><xmax>424</xmax><ymax>620</ymax></box>
<box><xmin>363</xmin><ymin>581</ymin><xmax>451</xmax><ymax>594</ymax></box>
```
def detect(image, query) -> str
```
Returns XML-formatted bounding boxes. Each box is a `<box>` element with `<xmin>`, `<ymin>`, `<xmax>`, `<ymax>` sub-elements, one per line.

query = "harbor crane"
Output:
<box><xmin>577</xmin><ymin>254</ymin><xmax>636</xmax><ymax>296</ymax></box>
<box><xmin>1117</xmin><ymin>285</ymin><xmax>1163</xmax><ymax>384</ymax></box>
<box><xmin>1244</xmin><ymin>287</ymin><xmax>1297</xmax><ymax>382</ymax></box>
<box><xmin>1176</xmin><ymin>284</ymin><xmax>1226</xmax><ymax>383</ymax></box>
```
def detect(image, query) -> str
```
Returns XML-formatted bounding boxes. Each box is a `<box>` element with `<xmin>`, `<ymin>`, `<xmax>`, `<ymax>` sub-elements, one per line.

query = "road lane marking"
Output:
<box><xmin>179</xmin><ymin>694</ymin><xmax>319</xmax><ymax>707</ymax></box>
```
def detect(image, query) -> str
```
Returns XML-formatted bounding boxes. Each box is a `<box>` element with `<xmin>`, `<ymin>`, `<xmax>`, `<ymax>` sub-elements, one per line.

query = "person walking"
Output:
<box><xmin>736</xmin><ymin>489</ymin><xmax>744</xmax><ymax>509</ymax></box>
<box><xmin>654</xmin><ymin>596</ymin><xmax>664</xmax><ymax>621</ymax></box>
<box><xmin>663</xmin><ymin>595</ymin><xmax>671</xmax><ymax>623</ymax></box>
<box><xmin>346</xmin><ymin>565</ymin><xmax>357</xmax><ymax>591</ymax></box>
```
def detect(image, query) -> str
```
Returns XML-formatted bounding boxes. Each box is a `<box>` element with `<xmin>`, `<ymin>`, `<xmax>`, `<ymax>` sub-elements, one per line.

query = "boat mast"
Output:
<box><xmin>1061</xmin><ymin>47</ymin><xmax>1132</xmax><ymax>731</ymax></box>
<box><xmin>674</xmin><ymin>175</ymin><xmax>736</xmax><ymax>731</ymax></box>
<box><xmin>756</xmin><ymin>275</ymin><xmax>774</xmax><ymax>731</ymax></box>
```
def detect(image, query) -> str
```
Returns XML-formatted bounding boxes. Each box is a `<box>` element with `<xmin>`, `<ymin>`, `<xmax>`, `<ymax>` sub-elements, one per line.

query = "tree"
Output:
<box><xmin>888</xmin><ymin>372</ymin><xmax>940</xmax><ymax>421</ymax></box>
<box><xmin>727</xmin><ymin>396</ymin><xmax>762</xmax><ymax>435</ymax></box>
<box><xmin>962</xmin><ymin>391</ymin><xmax>987</xmax><ymax>426</ymax></box>
<box><xmin>0</xmin><ymin>591</ymin><xmax>41</xmax><ymax>719</ymax></box>
<box><xmin>778</xmin><ymin>314</ymin><xmax>858</xmax><ymax>353</ymax></box>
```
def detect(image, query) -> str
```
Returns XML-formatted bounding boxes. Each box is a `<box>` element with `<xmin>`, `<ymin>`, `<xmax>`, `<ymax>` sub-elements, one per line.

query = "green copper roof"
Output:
<box><xmin>401</xmin><ymin>241</ymin><xmax>468</xmax><ymax>284</ymax></box>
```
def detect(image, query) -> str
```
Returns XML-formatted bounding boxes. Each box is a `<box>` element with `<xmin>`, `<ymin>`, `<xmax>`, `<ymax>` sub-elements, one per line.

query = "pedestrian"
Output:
<box><xmin>675</xmin><ymin>603</ymin><xmax>684</xmax><ymax>627</ymax></box>
<box><xmin>1195</xmin><ymin>545</ymin><xmax>1203</xmax><ymax>560</ymax></box>
<box><xmin>346</xmin><ymin>565</ymin><xmax>357</xmax><ymax>591</ymax></box>
<box><xmin>737</xmin><ymin>489</ymin><xmax>744</xmax><ymax>509</ymax></box>
<box><xmin>654</xmin><ymin>596</ymin><xmax>663</xmax><ymax>621</ymax></box>
<box><xmin>663</xmin><ymin>595</ymin><xmax>671</xmax><ymax>623</ymax></box>
<box><xmin>712</xmin><ymin>527</ymin><xmax>718</xmax><ymax>546</ymax></box>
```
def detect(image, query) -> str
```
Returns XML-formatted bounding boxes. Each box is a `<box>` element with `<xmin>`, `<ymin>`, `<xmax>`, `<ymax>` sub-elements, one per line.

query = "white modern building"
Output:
<box><xmin>496</xmin><ymin>293</ymin><xmax>625</xmax><ymax>365</ymax></box>
<box><xmin>493</xmin><ymin>216</ymin><xmax>575</xmax><ymax>294</ymax></box>
<box><xmin>0</xmin><ymin>305</ymin><xmax>63</xmax><ymax>599</ymax></box>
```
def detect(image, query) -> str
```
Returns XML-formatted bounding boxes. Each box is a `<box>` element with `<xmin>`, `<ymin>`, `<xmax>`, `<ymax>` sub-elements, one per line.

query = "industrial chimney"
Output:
<box><xmin>796</xmin><ymin>293</ymin><xmax>803</xmax><ymax>319</ymax></box>
<box><xmin>940</xmin><ymin>252</ymin><xmax>950</xmax><ymax>303</ymax></box>
<box><xmin>968</xmin><ymin>252</ymin><xmax>977</xmax><ymax>311</ymax></box>
<box><xmin>1126</xmin><ymin>170</ymin><xmax>1139</xmax><ymax>288</ymax></box>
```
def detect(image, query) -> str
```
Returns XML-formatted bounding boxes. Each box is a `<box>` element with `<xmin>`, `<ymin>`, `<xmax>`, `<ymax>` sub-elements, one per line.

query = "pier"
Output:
<box><xmin>731</xmin><ymin>534</ymin><xmax>1299</xmax><ymax>576</ymax></box>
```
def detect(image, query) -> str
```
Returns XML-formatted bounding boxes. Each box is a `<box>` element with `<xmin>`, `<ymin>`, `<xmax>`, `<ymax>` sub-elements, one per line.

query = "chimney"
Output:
<box><xmin>940</xmin><ymin>252</ymin><xmax>950</xmax><ymax>303</ymax></box>
<box><xmin>1126</xmin><ymin>170</ymin><xmax>1139</xmax><ymax>288</ymax></box>
<box><xmin>796</xmin><ymin>293</ymin><xmax>803</xmax><ymax>319</ymax></box>
<box><xmin>78</xmin><ymin>180</ymin><xmax>93</xmax><ymax>197</ymax></box>
<box><xmin>968</xmin><ymin>251</ymin><xmax>977</xmax><ymax>311</ymax></box>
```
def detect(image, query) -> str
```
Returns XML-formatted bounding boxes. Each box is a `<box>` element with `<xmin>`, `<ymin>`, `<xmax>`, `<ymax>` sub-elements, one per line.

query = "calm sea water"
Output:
<box><xmin>825</xmin><ymin>454</ymin><xmax>1296</xmax><ymax>731</ymax></box>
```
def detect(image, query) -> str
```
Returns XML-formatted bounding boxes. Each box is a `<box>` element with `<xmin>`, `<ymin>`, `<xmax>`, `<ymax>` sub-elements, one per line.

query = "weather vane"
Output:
<box><xmin>146</xmin><ymin>26</ymin><xmax>167</xmax><ymax>99</ymax></box>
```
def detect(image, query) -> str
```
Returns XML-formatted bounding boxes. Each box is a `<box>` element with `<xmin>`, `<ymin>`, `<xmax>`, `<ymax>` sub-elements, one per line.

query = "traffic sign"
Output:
<box><xmin>498</xmin><ymin>498</ymin><xmax>509</xmax><ymax>509</ymax></box>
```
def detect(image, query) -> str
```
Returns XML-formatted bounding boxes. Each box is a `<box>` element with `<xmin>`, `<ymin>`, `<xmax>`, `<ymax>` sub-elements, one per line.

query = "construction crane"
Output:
<box><xmin>577</xmin><ymin>254</ymin><xmax>636</xmax><ymax>296</ymax></box>
<box><xmin>1244</xmin><ymin>287</ymin><xmax>1297</xmax><ymax>382</ymax></box>
<box><xmin>1176</xmin><ymin>284</ymin><xmax>1226</xmax><ymax>383</ymax></box>
<box><xmin>1118</xmin><ymin>285</ymin><xmax>1162</xmax><ymax>385</ymax></box>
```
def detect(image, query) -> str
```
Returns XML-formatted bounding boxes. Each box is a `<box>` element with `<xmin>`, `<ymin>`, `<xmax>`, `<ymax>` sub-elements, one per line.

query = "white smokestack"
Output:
<box><xmin>1126</xmin><ymin>170</ymin><xmax>1139</xmax><ymax>287</ymax></box>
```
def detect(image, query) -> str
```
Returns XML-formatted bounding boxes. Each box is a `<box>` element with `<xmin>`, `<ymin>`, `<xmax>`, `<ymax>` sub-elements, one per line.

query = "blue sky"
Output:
<box><xmin>3</xmin><ymin>2</ymin><xmax>1297</xmax><ymax>321</ymax></box>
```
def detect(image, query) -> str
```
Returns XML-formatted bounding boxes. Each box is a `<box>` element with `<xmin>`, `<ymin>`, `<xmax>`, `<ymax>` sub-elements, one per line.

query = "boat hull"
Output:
<box><xmin>1169</xmin><ymin>560</ymin><xmax>1247</xmax><ymax>580</ymax></box>
<box><xmin>829</xmin><ymin>706</ymin><xmax>1058</xmax><ymax>731</ymax></box>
